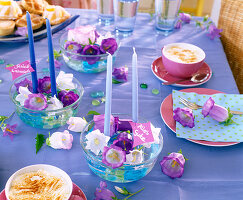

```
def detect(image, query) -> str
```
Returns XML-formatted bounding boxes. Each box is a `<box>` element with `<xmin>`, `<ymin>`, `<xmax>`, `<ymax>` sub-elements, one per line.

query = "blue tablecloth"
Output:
<box><xmin>0</xmin><ymin>9</ymin><xmax>242</xmax><ymax>200</ymax></box>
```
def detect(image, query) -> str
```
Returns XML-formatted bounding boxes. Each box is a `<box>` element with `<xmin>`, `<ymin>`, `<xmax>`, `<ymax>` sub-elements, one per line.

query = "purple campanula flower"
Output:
<box><xmin>102</xmin><ymin>145</ymin><xmax>126</xmax><ymax>169</ymax></box>
<box><xmin>14</xmin><ymin>78</ymin><xmax>33</xmax><ymax>93</ymax></box>
<box><xmin>38</xmin><ymin>76</ymin><xmax>51</xmax><ymax>94</ymax></box>
<box><xmin>175</xmin><ymin>20</ymin><xmax>182</xmax><ymax>29</ymax></box>
<box><xmin>179</xmin><ymin>13</ymin><xmax>191</xmax><ymax>23</ymax></box>
<box><xmin>117</xmin><ymin>120</ymin><xmax>133</xmax><ymax>132</ymax></box>
<box><xmin>113</xmin><ymin>132</ymin><xmax>133</xmax><ymax>154</ymax></box>
<box><xmin>15</xmin><ymin>27</ymin><xmax>28</xmax><ymax>37</ymax></box>
<box><xmin>202</xmin><ymin>97</ymin><xmax>229</xmax><ymax>122</ymax></box>
<box><xmin>58</xmin><ymin>90</ymin><xmax>79</xmax><ymax>107</ymax></box>
<box><xmin>2</xmin><ymin>124</ymin><xmax>20</xmax><ymax>141</ymax></box>
<box><xmin>173</xmin><ymin>107</ymin><xmax>195</xmax><ymax>128</ymax></box>
<box><xmin>112</xmin><ymin>66</ymin><xmax>128</xmax><ymax>82</ymax></box>
<box><xmin>24</xmin><ymin>93</ymin><xmax>48</xmax><ymax>110</ymax></box>
<box><xmin>100</xmin><ymin>38</ymin><xmax>118</xmax><ymax>55</ymax></box>
<box><xmin>94</xmin><ymin>181</ymin><xmax>115</xmax><ymax>200</ymax></box>
<box><xmin>82</xmin><ymin>45</ymin><xmax>101</xmax><ymax>65</ymax></box>
<box><xmin>207</xmin><ymin>24</ymin><xmax>222</xmax><ymax>40</ymax></box>
<box><xmin>64</xmin><ymin>41</ymin><xmax>83</xmax><ymax>54</ymax></box>
<box><xmin>160</xmin><ymin>152</ymin><xmax>185</xmax><ymax>179</ymax></box>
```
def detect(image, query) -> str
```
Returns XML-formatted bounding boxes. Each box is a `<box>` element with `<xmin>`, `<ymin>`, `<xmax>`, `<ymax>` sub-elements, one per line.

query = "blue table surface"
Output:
<box><xmin>0</xmin><ymin>9</ymin><xmax>242</xmax><ymax>200</ymax></box>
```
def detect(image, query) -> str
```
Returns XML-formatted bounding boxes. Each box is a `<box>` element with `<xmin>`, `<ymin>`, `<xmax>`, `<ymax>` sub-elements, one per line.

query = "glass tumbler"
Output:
<box><xmin>97</xmin><ymin>0</ymin><xmax>114</xmax><ymax>25</ymax></box>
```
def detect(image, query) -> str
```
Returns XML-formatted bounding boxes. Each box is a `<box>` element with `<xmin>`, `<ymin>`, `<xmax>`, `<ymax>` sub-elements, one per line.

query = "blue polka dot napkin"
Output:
<box><xmin>172</xmin><ymin>90</ymin><xmax>243</xmax><ymax>142</ymax></box>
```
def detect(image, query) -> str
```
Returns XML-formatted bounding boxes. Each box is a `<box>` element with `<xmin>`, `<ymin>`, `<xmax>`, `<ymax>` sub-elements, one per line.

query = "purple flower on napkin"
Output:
<box><xmin>82</xmin><ymin>45</ymin><xmax>101</xmax><ymax>65</ymax></box>
<box><xmin>14</xmin><ymin>78</ymin><xmax>33</xmax><ymax>93</ymax></box>
<box><xmin>173</xmin><ymin>107</ymin><xmax>195</xmax><ymax>128</ymax></box>
<box><xmin>160</xmin><ymin>152</ymin><xmax>185</xmax><ymax>178</ymax></box>
<box><xmin>100</xmin><ymin>38</ymin><xmax>118</xmax><ymax>55</ymax></box>
<box><xmin>179</xmin><ymin>13</ymin><xmax>191</xmax><ymax>23</ymax></box>
<box><xmin>112</xmin><ymin>66</ymin><xmax>128</xmax><ymax>82</ymax></box>
<box><xmin>94</xmin><ymin>181</ymin><xmax>115</xmax><ymax>200</ymax></box>
<box><xmin>58</xmin><ymin>90</ymin><xmax>79</xmax><ymax>107</ymax></box>
<box><xmin>38</xmin><ymin>76</ymin><xmax>51</xmax><ymax>94</ymax></box>
<box><xmin>113</xmin><ymin>132</ymin><xmax>133</xmax><ymax>154</ymax></box>
<box><xmin>15</xmin><ymin>27</ymin><xmax>28</xmax><ymax>37</ymax></box>
<box><xmin>2</xmin><ymin>124</ymin><xmax>20</xmax><ymax>141</ymax></box>
<box><xmin>24</xmin><ymin>93</ymin><xmax>48</xmax><ymax>110</ymax></box>
<box><xmin>207</xmin><ymin>24</ymin><xmax>222</xmax><ymax>40</ymax></box>
<box><xmin>102</xmin><ymin>145</ymin><xmax>126</xmax><ymax>169</ymax></box>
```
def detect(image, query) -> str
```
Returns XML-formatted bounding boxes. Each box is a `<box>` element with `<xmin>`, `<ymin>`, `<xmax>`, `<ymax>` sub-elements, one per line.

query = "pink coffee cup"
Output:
<box><xmin>161</xmin><ymin>43</ymin><xmax>205</xmax><ymax>78</ymax></box>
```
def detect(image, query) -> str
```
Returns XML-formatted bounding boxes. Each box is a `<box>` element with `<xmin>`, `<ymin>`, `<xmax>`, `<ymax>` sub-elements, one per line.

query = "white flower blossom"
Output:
<box><xmin>125</xmin><ymin>150</ymin><xmax>144</xmax><ymax>165</ymax></box>
<box><xmin>85</xmin><ymin>129</ymin><xmax>110</xmax><ymax>155</ymax></box>
<box><xmin>67</xmin><ymin>117</ymin><xmax>87</xmax><ymax>132</ymax></box>
<box><xmin>46</xmin><ymin>95</ymin><xmax>63</xmax><ymax>111</ymax></box>
<box><xmin>15</xmin><ymin>86</ymin><xmax>32</xmax><ymax>106</ymax></box>
<box><xmin>56</xmin><ymin>71</ymin><xmax>76</xmax><ymax>90</ymax></box>
<box><xmin>47</xmin><ymin>130</ymin><xmax>73</xmax><ymax>150</ymax></box>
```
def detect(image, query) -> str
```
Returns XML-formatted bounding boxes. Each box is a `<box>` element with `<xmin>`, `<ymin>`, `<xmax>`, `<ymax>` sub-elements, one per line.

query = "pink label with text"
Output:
<box><xmin>6</xmin><ymin>60</ymin><xmax>35</xmax><ymax>80</ymax></box>
<box><xmin>130</xmin><ymin>122</ymin><xmax>154</xmax><ymax>148</ymax></box>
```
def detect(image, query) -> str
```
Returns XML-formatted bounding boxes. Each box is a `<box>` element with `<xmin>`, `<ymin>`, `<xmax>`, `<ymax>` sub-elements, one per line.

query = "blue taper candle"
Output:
<box><xmin>132</xmin><ymin>47</ymin><xmax>138</xmax><ymax>122</ymax></box>
<box><xmin>26</xmin><ymin>11</ymin><xmax>38</xmax><ymax>93</ymax></box>
<box><xmin>46</xmin><ymin>18</ymin><xmax>57</xmax><ymax>97</ymax></box>
<box><xmin>104</xmin><ymin>53</ymin><xmax>112</xmax><ymax>136</ymax></box>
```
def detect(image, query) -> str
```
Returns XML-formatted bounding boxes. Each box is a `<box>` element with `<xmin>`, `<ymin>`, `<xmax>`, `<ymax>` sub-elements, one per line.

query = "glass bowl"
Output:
<box><xmin>59</xmin><ymin>32</ymin><xmax>119</xmax><ymax>73</ymax></box>
<box><xmin>9</xmin><ymin>71</ymin><xmax>84</xmax><ymax>129</ymax></box>
<box><xmin>80</xmin><ymin>114</ymin><xmax>163</xmax><ymax>183</ymax></box>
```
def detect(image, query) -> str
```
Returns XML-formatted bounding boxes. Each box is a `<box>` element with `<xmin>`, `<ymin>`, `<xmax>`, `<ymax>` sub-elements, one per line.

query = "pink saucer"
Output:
<box><xmin>151</xmin><ymin>57</ymin><xmax>212</xmax><ymax>87</ymax></box>
<box><xmin>160</xmin><ymin>88</ymin><xmax>239</xmax><ymax>147</ymax></box>
<box><xmin>0</xmin><ymin>182</ymin><xmax>87</xmax><ymax>200</ymax></box>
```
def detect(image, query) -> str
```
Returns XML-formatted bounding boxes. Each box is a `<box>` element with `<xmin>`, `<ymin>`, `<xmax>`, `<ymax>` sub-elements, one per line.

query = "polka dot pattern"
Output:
<box><xmin>172</xmin><ymin>90</ymin><xmax>243</xmax><ymax>142</ymax></box>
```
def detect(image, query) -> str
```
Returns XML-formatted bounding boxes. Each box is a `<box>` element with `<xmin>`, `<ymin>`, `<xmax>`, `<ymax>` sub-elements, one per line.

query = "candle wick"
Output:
<box><xmin>133</xmin><ymin>47</ymin><xmax>136</xmax><ymax>54</ymax></box>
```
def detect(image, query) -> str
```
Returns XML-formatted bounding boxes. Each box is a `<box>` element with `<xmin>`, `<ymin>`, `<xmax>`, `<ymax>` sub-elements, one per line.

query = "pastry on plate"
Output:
<box><xmin>16</xmin><ymin>13</ymin><xmax>43</xmax><ymax>30</ymax></box>
<box><xmin>21</xmin><ymin>0</ymin><xmax>44</xmax><ymax>15</ymax></box>
<box><xmin>43</xmin><ymin>5</ymin><xmax>70</xmax><ymax>25</ymax></box>
<box><xmin>0</xmin><ymin>0</ymin><xmax>22</xmax><ymax>19</ymax></box>
<box><xmin>0</xmin><ymin>20</ymin><xmax>15</xmax><ymax>36</ymax></box>
<box><xmin>16</xmin><ymin>1</ymin><xmax>26</xmax><ymax>14</ymax></box>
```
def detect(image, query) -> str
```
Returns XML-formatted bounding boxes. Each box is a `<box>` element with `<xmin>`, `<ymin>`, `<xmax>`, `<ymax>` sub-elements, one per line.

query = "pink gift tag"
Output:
<box><xmin>130</xmin><ymin>122</ymin><xmax>154</xmax><ymax>148</ymax></box>
<box><xmin>6</xmin><ymin>60</ymin><xmax>35</xmax><ymax>80</ymax></box>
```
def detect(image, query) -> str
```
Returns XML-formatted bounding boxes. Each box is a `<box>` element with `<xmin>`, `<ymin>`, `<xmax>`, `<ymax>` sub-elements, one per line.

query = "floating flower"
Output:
<box><xmin>15</xmin><ymin>27</ymin><xmax>28</xmax><ymax>37</ymax></box>
<box><xmin>56</xmin><ymin>71</ymin><xmax>76</xmax><ymax>90</ymax></box>
<box><xmin>117</xmin><ymin>120</ymin><xmax>133</xmax><ymax>132</ymax></box>
<box><xmin>179</xmin><ymin>13</ymin><xmax>191</xmax><ymax>23</ymax></box>
<box><xmin>143</xmin><ymin>124</ymin><xmax>161</xmax><ymax>148</ymax></box>
<box><xmin>67</xmin><ymin>117</ymin><xmax>87</xmax><ymax>132</ymax></box>
<box><xmin>173</xmin><ymin>107</ymin><xmax>195</xmax><ymax>128</ymax></box>
<box><xmin>67</xmin><ymin>25</ymin><xmax>96</xmax><ymax>45</ymax></box>
<box><xmin>125</xmin><ymin>150</ymin><xmax>143</xmax><ymax>165</ymax></box>
<box><xmin>15</xmin><ymin>86</ymin><xmax>32</xmax><ymax>106</ymax></box>
<box><xmin>207</xmin><ymin>24</ymin><xmax>222</xmax><ymax>40</ymax></box>
<box><xmin>112</xmin><ymin>66</ymin><xmax>128</xmax><ymax>83</ymax></box>
<box><xmin>96</xmin><ymin>32</ymin><xmax>113</xmax><ymax>45</ymax></box>
<box><xmin>38</xmin><ymin>76</ymin><xmax>51</xmax><ymax>94</ymax></box>
<box><xmin>64</xmin><ymin>41</ymin><xmax>83</xmax><ymax>54</ymax></box>
<box><xmin>58</xmin><ymin>90</ymin><xmax>79</xmax><ymax>107</ymax></box>
<box><xmin>14</xmin><ymin>78</ymin><xmax>33</xmax><ymax>93</ymax></box>
<box><xmin>46</xmin><ymin>130</ymin><xmax>73</xmax><ymax>150</ymax></box>
<box><xmin>102</xmin><ymin>145</ymin><xmax>126</xmax><ymax>169</ymax></box>
<box><xmin>24</xmin><ymin>93</ymin><xmax>48</xmax><ymax>110</ymax></box>
<box><xmin>100</xmin><ymin>38</ymin><xmax>118</xmax><ymax>55</ymax></box>
<box><xmin>94</xmin><ymin>181</ymin><xmax>115</xmax><ymax>200</ymax></box>
<box><xmin>46</xmin><ymin>95</ymin><xmax>63</xmax><ymax>111</ymax></box>
<box><xmin>85</xmin><ymin>129</ymin><xmax>110</xmax><ymax>155</ymax></box>
<box><xmin>93</xmin><ymin>114</ymin><xmax>118</xmax><ymax>137</ymax></box>
<box><xmin>160</xmin><ymin>152</ymin><xmax>185</xmax><ymax>178</ymax></box>
<box><xmin>174</xmin><ymin>20</ymin><xmax>182</xmax><ymax>29</ymax></box>
<box><xmin>2</xmin><ymin>124</ymin><xmax>20</xmax><ymax>141</ymax></box>
<box><xmin>202</xmin><ymin>97</ymin><xmax>230</xmax><ymax>122</ymax></box>
<box><xmin>81</xmin><ymin>45</ymin><xmax>101</xmax><ymax>65</ymax></box>
<box><xmin>113</xmin><ymin>132</ymin><xmax>133</xmax><ymax>154</ymax></box>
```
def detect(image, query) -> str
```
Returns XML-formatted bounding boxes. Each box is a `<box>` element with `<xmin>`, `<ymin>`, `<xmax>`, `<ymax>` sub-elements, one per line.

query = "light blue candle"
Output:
<box><xmin>104</xmin><ymin>53</ymin><xmax>112</xmax><ymax>136</ymax></box>
<box><xmin>132</xmin><ymin>47</ymin><xmax>138</xmax><ymax>122</ymax></box>
<box><xmin>26</xmin><ymin>11</ymin><xmax>38</xmax><ymax>93</ymax></box>
<box><xmin>46</xmin><ymin>18</ymin><xmax>57</xmax><ymax>97</ymax></box>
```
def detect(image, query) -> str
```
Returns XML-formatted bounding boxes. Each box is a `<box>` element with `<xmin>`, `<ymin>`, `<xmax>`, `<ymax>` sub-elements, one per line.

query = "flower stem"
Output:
<box><xmin>123</xmin><ymin>188</ymin><xmax>144</xmax><ymax>200</ymax></box>
<box><xmin>8</xmin><ymin>111</ymin><xmax>15</xmax><ymax>119</ymax></box>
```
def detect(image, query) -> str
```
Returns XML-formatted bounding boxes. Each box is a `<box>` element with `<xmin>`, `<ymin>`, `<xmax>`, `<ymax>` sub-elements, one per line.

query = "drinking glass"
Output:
<box><xmin>155</xmin><ymin>0</ymin><xmax>181</xmax><ymax>34</ymax></box>
<box><xmin>97</xmin><ymin>0</ymin><xmax>114</xmax><ymax>25</ymax></box>
<box><xmin>114</xmin><ymin>0</ymin><xmax>139</xmax><ymax>36</ymax></box>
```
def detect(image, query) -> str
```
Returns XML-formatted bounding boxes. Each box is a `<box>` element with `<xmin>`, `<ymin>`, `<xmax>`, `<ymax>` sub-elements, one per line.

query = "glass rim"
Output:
<box><xmin>9</xmin><ymin>71</ymin><xmax>84</xmax><ymax>113</ymax></box>
<box><xmin>80</xmin><ymin>113</ymin><xmax>163</xmax><ymax>169</ymax></box>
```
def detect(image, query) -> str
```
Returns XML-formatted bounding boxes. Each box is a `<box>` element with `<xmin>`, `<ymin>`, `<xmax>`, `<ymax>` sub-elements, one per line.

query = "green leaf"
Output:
<box><xmin>0</xmin><ymin>116</ymin><xmax>8</xmax><ymax>122</ymax></box>
<box><xmin>112</xmin><ymin>78</ymin><xmax>122</xmax><ymax>84</ymax></box>
<box><xmin>88</xmin><ymin>38</ymin><xmax>93</xmax><ymax>45</ymax></box>
<box><xmin>87</xmin><ymin>110</ymin><xmax>100</xmax><ymax>115</ymax></box>
<box><xmin>203</xmin><ymin>15</ymin><xmax>209</xmax><ymax>22</ymax></box>
<box><xmin>53</xmin><ymin>49</ymin><xmax>62</xmax><ymax>60</ymax></box>
<box><xmin>219</xmin><ymin>108</ymin><xmax>239</xmax><ymax>126</ymax></box>
<box><xmin>6</xmin><ymin>64</ymin><xmax>14</xmax><ymax>68</ymax></box>
<box><xmin>35</xmin><ymin>133</ymin><xmax>45</xmax><ymax>154</ymax></box>
<box><xmin>46</xmin><ymin>132</ymin><xmax>51</xmax><ymax>146</ymax></box>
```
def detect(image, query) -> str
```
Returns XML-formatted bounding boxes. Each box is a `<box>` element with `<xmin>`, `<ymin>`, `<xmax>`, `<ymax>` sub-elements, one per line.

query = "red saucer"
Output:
<box><xmin>0</xmin><ymin>182</ymin><xmax>87</xmax><ymax>200</ymax></box>
<box><xmin>151</xmin><ymin>57</ymin><xmax>212</xmax><ymax>87</ymax></box>
<box><xmin>160</xmin><ymin>88</ymin><xmax>239</xmax><ymax>147</ymax></box>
